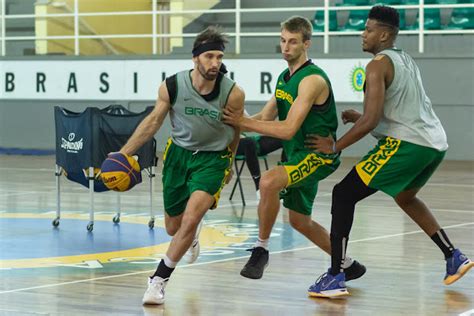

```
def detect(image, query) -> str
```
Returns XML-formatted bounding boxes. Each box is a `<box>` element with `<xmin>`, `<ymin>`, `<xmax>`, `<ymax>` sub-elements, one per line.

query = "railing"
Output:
<box><xmin>0</xmin><ymin>0</ymin><xmax>473</xmax><ymax>56</ymax></box>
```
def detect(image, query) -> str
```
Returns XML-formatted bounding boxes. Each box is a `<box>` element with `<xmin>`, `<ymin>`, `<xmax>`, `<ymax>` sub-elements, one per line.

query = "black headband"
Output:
<box><xmin>192</xmin><ymin>42</ymin><xmax>225</xmax><ymax>57</ymax></box>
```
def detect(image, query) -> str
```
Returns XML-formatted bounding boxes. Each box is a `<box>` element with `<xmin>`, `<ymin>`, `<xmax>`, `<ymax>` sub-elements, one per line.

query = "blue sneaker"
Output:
<box><xmin>444</xmin><ymin>249</ymin><xmax>474</xmax><ymax>285</ymax></box>
<box><xmin>308</xmin><ymin>269</ymin><xmax>349</xmax><ymax>298</ymax></box>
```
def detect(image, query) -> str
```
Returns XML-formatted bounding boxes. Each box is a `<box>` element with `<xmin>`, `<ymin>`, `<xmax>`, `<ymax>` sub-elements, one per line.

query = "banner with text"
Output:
<box><xmin>0</xmin><ymin>59</ymin><xmax>369</xmax><ymax>102</ymax></box>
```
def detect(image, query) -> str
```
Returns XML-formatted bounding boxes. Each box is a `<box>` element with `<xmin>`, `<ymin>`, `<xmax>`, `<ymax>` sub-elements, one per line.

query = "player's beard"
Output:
<box><xmin>197</xmin><ymin>62</ymin><xmax>219</xmax><ymax>81</ymax></box>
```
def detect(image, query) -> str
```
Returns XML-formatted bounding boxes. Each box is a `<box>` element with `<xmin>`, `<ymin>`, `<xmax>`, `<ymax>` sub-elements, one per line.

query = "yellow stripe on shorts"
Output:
<box><xmin>162</xmin><ymin>138</ymin><xmax>173</xmax><ymax>162</ymax></box>
<box><xmin>212</xmin><ymin>148</ymin><xmax>234</xmax><ymax>209</ymax></box>
<box><xmin>284</xmin><ymin>153</ymin><xmax>333</xmax><ymax>186</ymax></box>
<box><xmin>355</xmin><ymin>137</ymin><xmax>401</xmax><ymax>186</ymax></box>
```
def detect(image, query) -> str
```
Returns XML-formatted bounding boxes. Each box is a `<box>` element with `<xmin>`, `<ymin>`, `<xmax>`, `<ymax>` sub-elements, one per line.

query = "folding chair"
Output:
<box><xmin>229</xmin><ymin>154</ymin><xmax>269</xmax><ymax>206</ymax></box>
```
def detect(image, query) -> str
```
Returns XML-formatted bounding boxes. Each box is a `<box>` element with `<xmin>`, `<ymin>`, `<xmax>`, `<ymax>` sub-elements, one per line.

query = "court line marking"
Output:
<box><xmin>219</xmin><ymin>201</ymin><xmax>474</xmax><ymax>215</ymax></box>
<box><xmin>0</xmin><ymin>221</ymin><xmax>472</xmax><ymax>295</ymax></box>
<box><xmin>0</xmin><ymin>309</ymin><xmax>49</xmax><ymax>316</ymax></box>
<box><xmin>0</xmin><ymin>166</ymin><xmax>472</xmax><ymax>188</ymax></box>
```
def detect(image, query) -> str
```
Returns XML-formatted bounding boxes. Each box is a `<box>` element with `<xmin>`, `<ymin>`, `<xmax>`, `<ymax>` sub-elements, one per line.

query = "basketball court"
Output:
<box><xmin>1</xmin><ymin>154</ymin><xmax>473</xmax><ymax>315</ymax></box>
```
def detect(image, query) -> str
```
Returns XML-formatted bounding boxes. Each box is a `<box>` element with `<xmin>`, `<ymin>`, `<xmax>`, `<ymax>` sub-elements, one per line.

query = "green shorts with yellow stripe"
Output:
<box><xmin>356</xmin><ymin>136</ymin><xmax>446</xmax><ymax>197</ymax></box>
<box><xmin>279</xmin><ymin>151</ymin><xmax>340</xmax><ymax>215</ymax></box>
<box><xmin>162</xmin><ymin>139</ymin><xmax>233</xmax><ymax>217</ymax></box>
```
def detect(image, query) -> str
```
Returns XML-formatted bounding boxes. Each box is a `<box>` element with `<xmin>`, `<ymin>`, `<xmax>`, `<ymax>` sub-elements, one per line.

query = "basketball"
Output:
<box><xmin>100</xmin><ymin>152</ymin><xmax>142</xmax><ymax>192</ymax></box>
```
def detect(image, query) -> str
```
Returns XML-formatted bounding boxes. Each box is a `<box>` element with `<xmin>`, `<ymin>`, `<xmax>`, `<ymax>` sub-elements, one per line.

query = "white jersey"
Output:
<box><xmin>371</xmin><ymin>48</ymin><xmax>448</xmax><ymax>151</ymax></box>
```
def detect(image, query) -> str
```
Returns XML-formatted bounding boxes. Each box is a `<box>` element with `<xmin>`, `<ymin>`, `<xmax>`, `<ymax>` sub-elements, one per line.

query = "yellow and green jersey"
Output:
<box><xmin>275</xmin><ymin>60</ymin><xmax>338</xmax><ymax>158</ymax></box>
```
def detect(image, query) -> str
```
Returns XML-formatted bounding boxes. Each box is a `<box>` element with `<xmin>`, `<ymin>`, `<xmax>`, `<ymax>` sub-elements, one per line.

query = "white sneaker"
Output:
<box><xmin>142</xmin><ymin>276</ymin><xmax>168</xmax><ymax>305</ymax></box>
<box><xmin>183</xmin><ymin>220</ymin><xmax>203</xmax><ymax>264</ymax></box>
<box><xmin>256</xmin><ymin>190</ymin><xmax>260</xmax><ymax>201</ymax></box>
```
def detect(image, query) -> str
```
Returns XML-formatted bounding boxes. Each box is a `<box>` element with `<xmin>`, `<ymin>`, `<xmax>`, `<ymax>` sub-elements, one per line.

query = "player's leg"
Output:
<box><xmin>288</xmin><ymin>209</ymin><xmax>331</xmax><ymax>254</ymax></box>
<box><xmin>166</xmin><ymin>190</ymin><xmax>214</xmax><ymax>262</ymax></box>
<box><xmin>394</xmin><ymin>148</ymin><xmax>474</xmax><ymax>285</ymax></box>
<box><xmin>257</xmin><ymin>166</ymin><xmax>288</xmax><ymax>240</ymax></box>
<box><xmin>143</xmin><ymin>140</ymin><xmax>192</xmax><ymax>305</ymax></box>
<box><xmin>257</xmin><ymin>136</ymin><xmax>283</xmax><ymax>156</ymax></box>
<box><xmin>288</xmin><ymin>208</ymin><xmax>366</xmax><ymax>282</ymax></box>
<box><xmin>160</xmin><ymin>139</ymin><xmax>189</xmax><ymax>237</ymax></box>
<box><xmin>164</xmin><ymin>212</ymin><xmax>183</xmax><ymax>236</ymax></box>
<box><xmin>307</xmin><ymin>168</ymin><xmax>377</xmax><ymax>298</ymax></box>
<box><xmin>240</xmin><ymin>165</ymin><xmax>288</xmax><ymax>279</ymax></box>
<box><xmin>237</xmin><ymin>137</ymin><xmax>261</xmax><ymax>191</ymax></box>
<box><xmin>143</xmin><ymin>191</ymin><xmax>212</xmax><ymax>305</ymax></box>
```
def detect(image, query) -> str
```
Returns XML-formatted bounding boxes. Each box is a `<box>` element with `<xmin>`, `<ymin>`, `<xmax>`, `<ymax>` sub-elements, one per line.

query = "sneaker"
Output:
<box><xmin>444</xmin><ymin>249</ymin><xmax>474</xmax><ymax>285</ymax></box>
<box><xmin>308</xmin><ymin>269</ymin><xmax>349</xmax><ymax>298</ymax></box>
<box><xmin>344</xmin><ymin>260</ymin><xmax>367</xmax><ymax>281</ymax></box>
<box><xmin>142</xmin><ymin>276</ymin><xmax>168</xmax><ymax>305</ymax></box>
<box><xmin>183</xmin><ymin>220</ymin><xmax>203</xmax><ymax>264</ymax></box>
<box><xmin>240</xmin><ymin>247</ymin><xmax>269</xmax><ymax>279</ymax></box>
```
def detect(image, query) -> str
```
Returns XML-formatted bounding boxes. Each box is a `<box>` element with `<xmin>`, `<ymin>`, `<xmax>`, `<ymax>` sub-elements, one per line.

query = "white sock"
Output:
<box><xmin>342</xmin><ymin>255</ymin><xmax>354</xmax><ymax>269</ymax></box>
<box><xmin>163</xmin><ymin>255</ymin><xmax>178</xmax><ymax>268</ymax></box>
<box><xmin>255</xmin><ymin>238</ymin><xmax>269</xmax><ymax>250</ymax></box>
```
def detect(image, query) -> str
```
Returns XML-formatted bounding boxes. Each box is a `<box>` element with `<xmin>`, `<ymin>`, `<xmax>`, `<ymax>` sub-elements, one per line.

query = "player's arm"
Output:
<box><xmin>223</xmin><ymin>75</ymin><xmax>326</xmax><ymax>140</ymax></box>
<box><xmin>248</xmin><ymin>95</ymin><xmax>279</xmax><ymax>121</ymax></box>
<box><xmin>120</xmin><ymin>82</ymin><xmax>171</xmax><ymax>156</ymax></box>
<box><xmin>225</xmin><ymin>84</ymin><xmax>245</xmax><ymax>155</ymax></box>
<box><xmin>238</xmin><ymin>96</ymin><xmax>278</xmax><ymax>132</ymax></box>
<box><xmin>306</xmin><ymin>57</ymin><xmax>388</xmax><ymax>154</ymax></box>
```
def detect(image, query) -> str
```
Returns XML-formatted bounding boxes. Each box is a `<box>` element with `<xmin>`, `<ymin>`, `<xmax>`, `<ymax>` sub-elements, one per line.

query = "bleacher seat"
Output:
<box><xmin>446</xmin><ymin>7</ymin><xmax>474</xmax><ymax>29</ymax></box>
<box><xmin>341</xmin><ymin>10</ymin><xmax>370</xmax><ymax>31</ymax></box>
<box><xmin>312</xmin><ymin>10</ymin><xmax>338</xmax><ymax>31</ymax></box>
<box><xmin>398</xmin><ymin>9</ymin><xmax>407</xmax><ymax>30</ymax></box>
<box><xmin>337</xmin><ymin>0</ymin><xmax>371</xmax><ymax>5</ymax></box>
<box><xmin>376</xmin><ymin>0</ymin><xmax>403</xmax><ymax>4</ymax></box>
<box><xmin>407</xmin><ymin>8</ymin><xmax>442</xmax><ymax>30</ymax></box>
<box><xmin>436</xmin><ymin>0</ymin><xmax>458</xmax><ymax>4</ymax></box>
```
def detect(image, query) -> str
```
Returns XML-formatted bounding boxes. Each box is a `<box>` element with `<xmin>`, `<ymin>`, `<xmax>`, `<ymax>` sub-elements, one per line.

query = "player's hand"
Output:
<box><xmin>222</xmin><ymin>107</ymin><xmax>243</xmax><ymax>127</ymax></box>
<box><xmin>341</xmin><ymin>109</ymin><xmax>362</xmax><ymax>124</ymax></box>
<box><xmin>305</xmin><ymin>134</ymin><xmax>336</xmax><ymax>154</ymax></box>
<box><xmin>107</xmin><ymin>152</ymin><xmax>140</xmax><ymax>170</ymax></box>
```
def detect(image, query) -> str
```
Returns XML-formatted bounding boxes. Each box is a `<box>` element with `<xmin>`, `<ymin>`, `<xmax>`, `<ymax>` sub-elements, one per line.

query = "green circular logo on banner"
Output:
<box><xmin>351</xmin><ymin>66</ymin><xmax>366</xmax><ymax>92</ymax></box>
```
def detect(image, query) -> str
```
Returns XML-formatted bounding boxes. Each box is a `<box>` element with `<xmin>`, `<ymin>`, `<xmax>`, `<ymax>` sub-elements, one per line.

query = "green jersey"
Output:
<box><xmin>275</xmin><ymin>60</ymin><xmax>338</xmax><ymax>158</ymax></box>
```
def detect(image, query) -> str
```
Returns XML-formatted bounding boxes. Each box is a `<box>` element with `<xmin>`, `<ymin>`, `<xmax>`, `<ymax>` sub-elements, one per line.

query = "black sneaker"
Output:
<box><xmin>344</xmin><ymin>260</ymin><xmax>366</xmax><ymax>281</ymax></box>
<box><xmin>240</xmin><ymin>247</ymin><xmax>269</xmax><ymax>279</ymax></box>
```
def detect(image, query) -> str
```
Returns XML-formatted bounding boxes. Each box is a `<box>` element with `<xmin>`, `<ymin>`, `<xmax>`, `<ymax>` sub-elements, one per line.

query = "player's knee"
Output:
<box><xmin>395</xmin><ymin>193</ymin><xmax>416</xmax><ymax>208</ymax></box>
<box><xmin>289</xmin><ymin>216</ymin><xmax>308</xmax><ymax>233</ymax></box>
<box><xmin>166</xmin><ymin>224</ymin><xmax>179</xmax><ymax>236</ymax></box>
<box><xmin>180</xmin><ymin>213</ymin><xmax>201</xmax><ymax>234</ymax></box>
<box><xmin>331</xmin><ymin>182</ymin><xmax>356</xmax><ymax>215</ymax></box>
<box><xmin>259</xmin><ymin>171</ymin><xmax>284</xmax><ymax>193</ymax></box>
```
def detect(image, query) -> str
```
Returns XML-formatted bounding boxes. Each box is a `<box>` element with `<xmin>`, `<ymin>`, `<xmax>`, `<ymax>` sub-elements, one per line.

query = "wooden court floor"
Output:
<box><xmin>0</xmin><ymin>154</ymin><xmax>473</xmax><ymax>316</ymax></box>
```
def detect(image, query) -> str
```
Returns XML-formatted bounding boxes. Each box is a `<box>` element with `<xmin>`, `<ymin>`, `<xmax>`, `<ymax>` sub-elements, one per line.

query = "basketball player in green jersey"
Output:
<box><xmin>307</xmin><ymin>5</ymin><xmax>474</xmax><ymax>298</ymax></box>
<box><xmin>119</xmin><ymin>26</ymin><xmax>244</xmax><ymax>304</ymax></box>
<box><xmin>223</xmin><ymin>16</ymin><xmax>366</xmax><ymax>281</ymax></box>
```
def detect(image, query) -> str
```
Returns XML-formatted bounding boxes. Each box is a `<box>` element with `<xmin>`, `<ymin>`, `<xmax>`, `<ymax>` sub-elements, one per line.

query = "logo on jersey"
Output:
<box><xmin>185</xmin><ymin>106</ymin><xmax>221</xmax><ymax>120</ymax></box>
<box><xmin>350</xmin><ymin>65</ymin><xmax>366</xmax><ymax>92</ymax></box>
<box><xmin>355</xmin><ymin>137</ymin><xmax>401</xmax><ymax>185</ymax></box>
<box><xmin>286</xmin><ymin>153</ymin><xmax>331</xmax><ymax>185</ymax></box>
<box><xmin>275</xmin><ymin>89</ymin><xmax>294</xmax><ymax>105</ymax></box>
